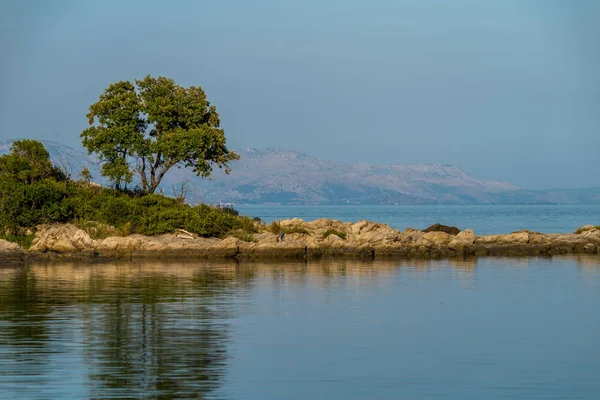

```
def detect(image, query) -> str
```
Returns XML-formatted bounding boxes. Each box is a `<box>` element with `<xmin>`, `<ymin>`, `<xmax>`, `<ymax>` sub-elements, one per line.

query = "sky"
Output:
<box><xmin>0</xmin><ymin>0</ymin><xmax>599</xmax><ymax>189</ymax></box>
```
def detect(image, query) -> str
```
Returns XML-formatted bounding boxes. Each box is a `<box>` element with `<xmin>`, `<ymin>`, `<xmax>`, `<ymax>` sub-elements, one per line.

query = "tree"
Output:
<box><xmin>79</xmin><ymin>167</ymin><xmax>93</xmax><ymax>184</ymax></box>
<box><xmin>81</xmin><ymin>75</ymin><xmax>239</xmax><ymax>194</ymax></box>
<box><xmin>0</xmin><ymin>139</ymin><xmax>66</xmax><ymax>184</ymax></box>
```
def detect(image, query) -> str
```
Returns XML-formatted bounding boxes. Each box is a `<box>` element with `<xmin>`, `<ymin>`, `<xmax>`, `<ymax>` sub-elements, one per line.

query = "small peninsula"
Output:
<box><xmin>2</xmin><ymin>221</ymin><xmax>600</xmax><ymax>262</ymax></box>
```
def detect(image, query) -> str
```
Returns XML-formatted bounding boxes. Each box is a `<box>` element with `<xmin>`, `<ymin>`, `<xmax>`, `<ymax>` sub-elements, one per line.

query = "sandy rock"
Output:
<box><xmin>576</xmin><ymin>225</ymin><xmax>598</xmax><ymax>234</ymax></box>
<box><xmin>422</xmin><ymin>231</ymin><xmax>452</xmax><ymax>245</ymax></box>
<box><xmin>399</xmin><ymin>228</ymin><xmax>424</xmax><ymax>244</ymax></box>
<box><xmin>350</xmin><ymin>221</ymin><xmax>401</xmax><ymax>244</ymax></box>
<box><xmin>501</xmin><ymin>231</ymin><xmax>530</xmax><ymax>244</ymax></box>
<box><xmin>254</xmin><ymin>232</ymin><xmax>278</xmax><ymax>244</ymax></box>
<box><xmin>449</xmin><ymin>229</ymin><xmax>475</xmax><ymax>251</ymax></box>
<box><xmin>0</xmin><ymin>239</ymin><xmax>22</xmax><ymax>252</ymax></box>
<box><xmin>581</xmin><ymin>229</ymin><xmax>600</xmax><ymax>242</ymax></box>
<box><xmin>307</xmin><ymin>218</ymin><xmax>339</xmax><ymax>230</ymax></box>
<box><xmin>279</xmin><ymin>218</ymin><xmax>306</xmax><ymax>227</ymax></box>
<box><xmin>325</xmin><ymin>233</ymin><xmax>344</xmax><ymax>243</ymax></box>
<box><xmin>96</xmin><ymin>235</ymin><xmax>148</xmax><ymax>251</ymax></box>
<box><xmin>30</xmin><ymin>224</ymin><xmax>94</xmax><ymax>252</ymax></box>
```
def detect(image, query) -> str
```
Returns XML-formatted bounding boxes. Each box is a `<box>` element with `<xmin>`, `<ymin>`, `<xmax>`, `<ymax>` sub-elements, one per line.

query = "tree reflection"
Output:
<box><xmin>0</xmin><ymin>261</ymin><xmax>254</xmax><ymax>399</ymax></box>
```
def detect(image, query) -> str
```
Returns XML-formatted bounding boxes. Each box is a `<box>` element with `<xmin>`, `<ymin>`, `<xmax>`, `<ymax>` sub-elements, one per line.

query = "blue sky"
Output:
<box><xmin>1</xmin><ymin>0</ymin><xmax>598</xmax><ymax>189</ymax></box>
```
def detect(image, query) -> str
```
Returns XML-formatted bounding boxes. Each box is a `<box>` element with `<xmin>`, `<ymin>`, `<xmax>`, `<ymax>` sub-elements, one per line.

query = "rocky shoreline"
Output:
<box><xmin>1</xmin><ymin>219</ymin><xmax>600</xmax><ymax>262</ymax></box>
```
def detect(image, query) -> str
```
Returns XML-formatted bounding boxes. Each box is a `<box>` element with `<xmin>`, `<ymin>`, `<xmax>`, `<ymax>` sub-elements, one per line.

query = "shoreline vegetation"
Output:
<box><xmin>1</xmin><ymin>139</ymin><xmax>599</xmax><ymax>263</ymax></box>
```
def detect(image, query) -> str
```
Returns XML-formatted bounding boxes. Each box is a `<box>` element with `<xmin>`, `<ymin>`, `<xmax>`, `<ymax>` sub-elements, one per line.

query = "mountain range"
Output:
<box><xmin>2</xmin><ymin>140</ymin><xmax>599</xmax><ymax>205</ymax></box>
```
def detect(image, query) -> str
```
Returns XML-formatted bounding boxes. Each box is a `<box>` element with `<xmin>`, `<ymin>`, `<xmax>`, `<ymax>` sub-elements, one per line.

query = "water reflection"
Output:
<box><xmin>0</xmin><ymin>256</ymin><xmax>599</xmax><ymax>399</ymax></box>
<box><xmin>0</xmin><ymin>262</ymin><xmax>255</xmax><ymax>399</ymax></box>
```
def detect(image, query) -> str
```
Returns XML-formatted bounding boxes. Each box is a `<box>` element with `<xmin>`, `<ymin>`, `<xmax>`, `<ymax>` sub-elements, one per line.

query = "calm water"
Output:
<box><xmin>1</xmin><ymin>257</ymin><xmax>600</xmax><ymax>399</ymax></box>
<box><xmin>236</xmin><ymin>204</ymin><xmax>600</xmax><ymax>235</ymax></box>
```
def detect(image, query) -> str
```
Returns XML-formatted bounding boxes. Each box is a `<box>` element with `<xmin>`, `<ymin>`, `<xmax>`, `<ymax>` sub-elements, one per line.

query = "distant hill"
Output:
<box><xmin>2</xmin><ymin>140</ymin><xmax>599</xmax><ymax>205</ymax></box>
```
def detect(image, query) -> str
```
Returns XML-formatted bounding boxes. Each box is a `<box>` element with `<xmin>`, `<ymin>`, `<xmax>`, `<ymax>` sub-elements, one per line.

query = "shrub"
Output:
<box><xmin>266</xmin><ymin>220</ymin><xmax>282</xmax><ymax>234</ymax></box>
<box><xmin>0</xmin><ymin>140</ymin><xmax>257</xmax><ymax>239</ymax></box>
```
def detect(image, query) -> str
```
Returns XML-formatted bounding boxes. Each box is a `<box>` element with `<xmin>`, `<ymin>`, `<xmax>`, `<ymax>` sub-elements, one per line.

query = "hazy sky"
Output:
<box><xmin>1</xmin><ymin>0</ymin><xmax>598</xmax><ymax>189</ymax></box>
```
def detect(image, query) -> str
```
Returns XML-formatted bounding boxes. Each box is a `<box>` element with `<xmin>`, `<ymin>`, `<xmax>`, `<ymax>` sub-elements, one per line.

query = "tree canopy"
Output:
<box><xmin>81</xmin><ymin>75</ymin><xmax>239</xmax><ymax>193</ymax></box>
<box><xmin>0</xmin><ymin>139</ymin><xmax>66</xmax><ymax>184</ymax></box>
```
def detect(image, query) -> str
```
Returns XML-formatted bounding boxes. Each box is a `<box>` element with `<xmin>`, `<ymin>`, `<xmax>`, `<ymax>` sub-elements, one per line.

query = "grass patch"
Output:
<box><xmin>322</xmin><ymin>229</ymin><xmax>347</xmax><ymax>240</ymax></box>
<box><xmin>574</xmin><ymin>225</ymin><xmax>600</xmax><ymax>234</ymax></box>
<box><xmin>1</xmin><ymin>233</ymin><xmax>36</xmax><ymax>249</ymax></box>
<box><xmin>231</xmin><ymin>232</ymin><xmax>258</xmax><ymax>243</ymax></box>
<box><xmin>266</xmin><ymin>221</ymin><xmax>282</xmax><ymax>234</ymax></box>
<box><xmin>284</xmin><ymin>225</ymin><xmax>309</xmax><ymax>235</ymax></box>
<box><xmin>73</xmin><ymin>219</ymin><xmax>132</xmax><ymax>239</ymax></box>
<box><xmin>265</xmin><ymin>220</ymin><xmax>309</xmax><ymax>235</ymax></box>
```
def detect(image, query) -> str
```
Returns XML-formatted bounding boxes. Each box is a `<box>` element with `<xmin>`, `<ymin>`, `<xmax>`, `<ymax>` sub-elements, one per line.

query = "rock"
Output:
<box><xmin>422</xmin><ymin>231</ymin><xmax>452</xmax><ymax>245</ymax></box>
<box><xmin>500</xmin><ymin>231</ymin><xmax>530</xmax><ymax>244</ymax></box>
<box><xmin>254</xmin><ymin>232</ymin><xmax>278</xmax><ymax>244</ymax></box>
<box><xmin>575</xmin><ymin>225</ymin><xmax>597</xmax><ymax>234</ymax></box>
<box><xmin>0</xmin><ymin>239</ymin><xmax>22</xmax><ymax>252</ymax></box>
<box><xmin>423</xmin><ymin>223</ymin><xmax>460</xmax><ymax>235</ymax></box>
<box><xmin>349</xmin><ymin>221</ymin><xmax>401</xmax><ymax>245</ymax></box>
<box><xmin>399</xmin><ymin>228</ymin><xmax>424</xmax><ymax>244</ymax></box>
<box><xmin>448</xmin><ymin>229</ymin><xmax>475</xmax><ymax>251</ymax></box>
<box><xmin>30</xmin><ymin>224</ymin><xmax>94</xmax><ymax>252</ymax></box>
<box><xmin>325</xmin><ymin>233</ymin><xmax>343</xmax><ymax>243</ymax></box>
<box><xmin>581</xmin><ymin>229</ymin><xmax>600</xmax><ymax>242</ymax></box>
<box><xmin>279</xmin><ymin>218</ymin><xmax>306</xmax><ymax>227</ymax></box>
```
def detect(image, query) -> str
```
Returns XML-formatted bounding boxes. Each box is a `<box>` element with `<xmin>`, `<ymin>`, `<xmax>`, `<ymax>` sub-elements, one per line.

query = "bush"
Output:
<box><xmin>0</xmin><ymin>140</ymin><xmax>256</xmax><ymax>238</ymax></box>
<box><xmin>0</xmin><ymin>180</ymin><xmax>71</xmax><ymax>232</ymax></box>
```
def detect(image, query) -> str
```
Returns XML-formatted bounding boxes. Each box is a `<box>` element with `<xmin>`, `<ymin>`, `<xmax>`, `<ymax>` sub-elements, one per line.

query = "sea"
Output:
<box><xmin>0</xmin><ymin>205</ymin><xmax>599</xmax><ymax>399</ymax></box>
<box><xmin>237</xmin><ymin>204</ymin><xmax>600</xmax><ymax>234</ymax></box>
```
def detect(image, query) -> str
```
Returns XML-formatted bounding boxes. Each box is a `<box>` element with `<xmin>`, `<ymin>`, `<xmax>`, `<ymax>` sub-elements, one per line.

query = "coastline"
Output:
<box><xmin>2</xmin><ymin>219</ymin><xmax>600</xmax><ymax>263</ymax></box>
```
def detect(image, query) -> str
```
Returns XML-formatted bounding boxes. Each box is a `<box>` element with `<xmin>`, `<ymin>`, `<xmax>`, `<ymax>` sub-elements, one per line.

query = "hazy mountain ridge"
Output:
<box><xmin>2</xmin><ymin>140</ymin><xmax>599</xmax><ymax>205</ymax></box>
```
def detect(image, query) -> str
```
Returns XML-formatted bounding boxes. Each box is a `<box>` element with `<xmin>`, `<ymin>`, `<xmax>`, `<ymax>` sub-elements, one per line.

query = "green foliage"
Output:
<box><xmin>0</xmin><ymin>140</ymin><xmax>251</xmax><ymax>239</ymax></box>
<box><xmin>0</xmin><ymin>139</ymin><xmax>66</xmax><ymax>184</ymax></box>
<box><xmin>0</xmin><ymin>233</ymin><xmax>36</xmax><ymax>249</ymax></box>
<box><xmin>322</xmin><ymin>229</ymin><xmax>347</xmax><ymax>240</ymax></box>
<box><xmin>0</xmin><ymin>179</ymin><xmax>71</xmax><ymax>231</ymax></box>
<box><xmin>79</xmin><ymin>167</ymin><xmax>93</xmax><ymax>183</ymax></box>
<box><xmin>81</xmin><ymin>75</ymin><xmax>239</xmax><ymax>193</ymax></box>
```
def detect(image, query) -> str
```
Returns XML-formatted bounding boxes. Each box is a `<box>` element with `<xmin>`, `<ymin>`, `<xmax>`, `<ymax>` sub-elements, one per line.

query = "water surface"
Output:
<box><xmin>1</xmin><ymin>257</ymin><xmax>599</xmax><ymax>399</ymax></box>
<box><xmin>236</xmin><ymin>204</ymin><xmax>600</xmax><ymax>234</ymax></box>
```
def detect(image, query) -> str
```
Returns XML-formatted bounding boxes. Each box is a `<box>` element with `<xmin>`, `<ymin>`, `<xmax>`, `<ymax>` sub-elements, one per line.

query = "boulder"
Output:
<box><xmin>423</xmin><ymin>223</ymin><xmax>460</xmax><ymax>235</ymax></box>
<box><xmin>30</xmin><ymin>224</ymin><xmax>94</xmax><ymax>252</ymax></box>
<box><xmin>0</xmin><ymin>239</ymin><xmax>22</xmax><ymax>252</ymax></box>
<box><xmin>448</xmin><ymin>229</ymin><xmax>475</xmax><ymax>251</ymax></box>
<box><xmin>349</xmin><ymin>220</ymin><xmax>401</xmax><ymax>245</ymax></box>
<box><xmin>399</xmin><ymin>228</ymin><xmax>424</xmax><ymax>244</ymax></box>
<box><xmin>501</xmin><ymin>231</ymin><xmax>530</xmax><ymax>244</ymax></box>
<box><xmin>422</xmin><ymin>231</ymin><xmax>452</xmax><ymax>245</ymax></box>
